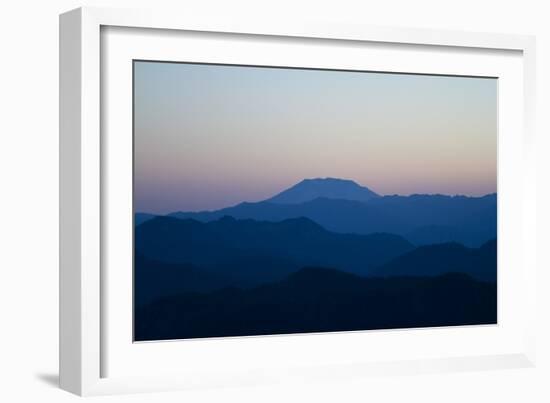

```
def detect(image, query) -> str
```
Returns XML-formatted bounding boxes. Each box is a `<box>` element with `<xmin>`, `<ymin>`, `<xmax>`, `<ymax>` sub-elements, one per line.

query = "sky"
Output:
<box><xmin>134</xmin><ymin>61</ymin><xmax>497</xmax><ymax>214</ymax></box>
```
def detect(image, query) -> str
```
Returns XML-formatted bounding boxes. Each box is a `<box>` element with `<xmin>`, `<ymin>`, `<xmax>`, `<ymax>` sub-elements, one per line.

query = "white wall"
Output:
<box><xmin>0</xmin><ymin>0</ymin><xmax>548</xmax><ymax>402</ymax></box>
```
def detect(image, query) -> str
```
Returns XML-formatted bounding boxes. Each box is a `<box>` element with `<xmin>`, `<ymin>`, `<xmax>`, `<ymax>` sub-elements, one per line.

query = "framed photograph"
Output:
<box><xmin>60</xmin><ymin>7</ymin><xmax>537</xmax><ymax>396</ymax></box>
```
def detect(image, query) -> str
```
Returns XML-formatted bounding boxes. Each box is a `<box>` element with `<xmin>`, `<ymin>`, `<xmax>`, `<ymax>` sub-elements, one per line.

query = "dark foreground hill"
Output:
<box><xmin>135</xmin><ymin>267</ymin><xmax>497</xmax><ymax>341</ymax></box>
<box><xmin>135</xmin><ymin>255</ymin><xmax>234</xmax><ymax>306</ymax></box>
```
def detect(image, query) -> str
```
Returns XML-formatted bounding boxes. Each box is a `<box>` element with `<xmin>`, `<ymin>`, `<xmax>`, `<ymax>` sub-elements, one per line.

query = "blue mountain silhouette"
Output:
<box><xmin>374</xmin><ymin>239</ymin><xmax>496</xmax><ymax>282</ymax></box>
<box><xmin>135</xmin><ymin>212</ymin><xmax>156</xmax><ymax>226</ymax></box>
<box><xmin>135</xmin><ymin>215</ymin><xmax>414</xmax><ymax>281</ymax></box>
<box><xmin>134</xmin><ymin>178</ymin><xmax>498</xmax><ymax>338</ymax></box>
<box><xmin>266</xmin><ymin>177</ymin><xmax>379</xmax><ymax>204</ymax></box>
<box><xmin>162</xmin><ymin>186</ymin><xmax>496</xmax><ymax>247</ymax></box>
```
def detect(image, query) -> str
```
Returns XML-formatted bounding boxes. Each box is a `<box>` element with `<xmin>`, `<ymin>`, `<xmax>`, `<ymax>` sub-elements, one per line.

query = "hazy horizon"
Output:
<box><xmin>134</xmin><ymin>61</ymin><xmax>497</xmax><ymax>214</ymax></box>
<box><xmin>135</xmin><ymin>175</ymin><xmax>497</xmax><ymax>214</ymax></box>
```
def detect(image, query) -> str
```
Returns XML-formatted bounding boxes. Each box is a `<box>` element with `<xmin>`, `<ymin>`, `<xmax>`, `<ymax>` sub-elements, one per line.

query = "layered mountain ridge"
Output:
<box><xmin>136</xmin><ymin>178</ymin><xmax>496</xmax><ymax>247</ymax></box>
<box><xmin>134</xmin><ymin>177</ymin><xmax>497</xmax><ymax>340</ymax></box>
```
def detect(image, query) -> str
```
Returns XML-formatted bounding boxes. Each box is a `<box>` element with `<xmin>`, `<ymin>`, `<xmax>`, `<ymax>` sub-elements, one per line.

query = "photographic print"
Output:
<box><xmin>133</xmin><ymin>61</ymin><xmax>497</xmax><ymax>341</ymax></box>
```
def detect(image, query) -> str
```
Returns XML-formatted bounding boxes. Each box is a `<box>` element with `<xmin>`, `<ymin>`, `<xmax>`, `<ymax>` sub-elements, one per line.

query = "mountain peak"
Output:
<box><xmin>301</xmin><ymin>177</ymin><xmax>356</xmax><ymax>183</ymax></box>
<box><xmin>265</xmin><ymin>177</ymin><xmax>379</xmax><ymax>205</ymax></box>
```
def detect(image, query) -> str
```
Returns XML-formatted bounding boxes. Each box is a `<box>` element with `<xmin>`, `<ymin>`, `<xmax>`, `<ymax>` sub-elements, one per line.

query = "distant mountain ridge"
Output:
<box><xmin>266</xmin><ymin>177</ymin><xmax>379</xmax><ymax>204</ymax></box>
<box><xmin>165</xmin><ymin>194</ymin><xmax>496</xmax><ymax>247</ymax></box>
<box><xmin>135</xmin><ymin>178</ymin><xmax>496</xmax><ymax>247</ymax></box>
<box><xmin>135</xmin><ymin>212</ymin><xmax>156</xmax><ymax>226</ymax></box>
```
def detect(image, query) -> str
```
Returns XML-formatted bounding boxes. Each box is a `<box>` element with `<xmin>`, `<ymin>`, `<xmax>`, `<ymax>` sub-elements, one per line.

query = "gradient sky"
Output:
<box><xmin>134</xmin><ymin>61</ymin><xmax>497</xmax><ymax>214</ymax></box>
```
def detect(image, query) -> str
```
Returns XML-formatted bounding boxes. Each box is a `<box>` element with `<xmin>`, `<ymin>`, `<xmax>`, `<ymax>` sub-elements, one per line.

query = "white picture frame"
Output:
<box><xmin>59</xmin><ymin>6</ymin><xmax>537</xmax><ymax>396</ymax></box>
